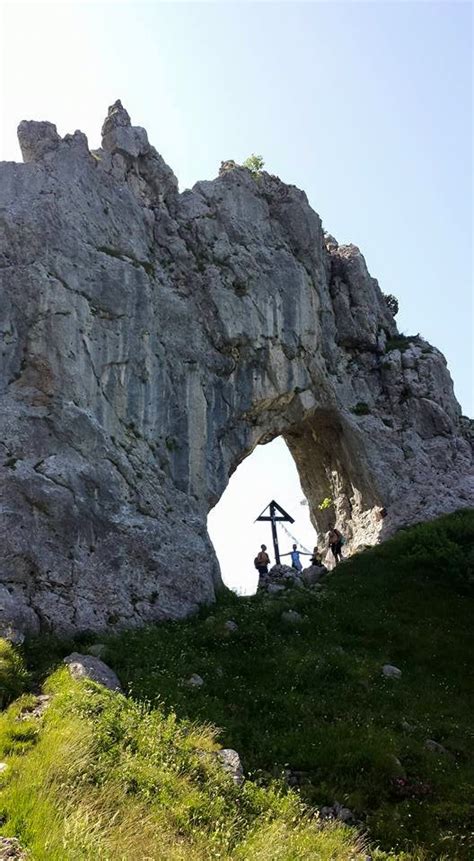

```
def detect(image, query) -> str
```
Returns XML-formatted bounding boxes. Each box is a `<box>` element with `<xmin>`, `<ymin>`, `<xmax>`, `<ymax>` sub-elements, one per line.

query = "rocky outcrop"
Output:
<box><xmin>0</xmin><ymin>101</ymin><xmax>472</xmax><ymax>636</ymax></box>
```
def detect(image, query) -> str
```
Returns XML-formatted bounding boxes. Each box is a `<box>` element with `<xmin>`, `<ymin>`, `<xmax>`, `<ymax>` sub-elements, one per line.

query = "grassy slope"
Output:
<box><xmin>1</xmin><ymin>510</ymin><xmax>473</xmax><ymax>859</ymax></box>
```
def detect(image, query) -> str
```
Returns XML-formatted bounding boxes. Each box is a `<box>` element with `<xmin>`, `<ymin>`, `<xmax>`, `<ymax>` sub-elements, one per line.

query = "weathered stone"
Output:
<box><xmin>224</xmin><ymin>620</ymin><xmax>238</xmax><ymax>633</ymax></box>
<box><xmin>0</xmin><ymin>838</ymin><xmax>29</xmax><ymax>860</ymax></box>
<box><xmin>425</xmin><ymin>739</ymin><xmax>450</xmax><ymax>756</ymax></box>
<box><xmin>64</xmin><ymin>653</ymin><xmax>123</xmax><ymax>692</ymax></box>
<box><xmin>185</xmin><ymin>673</ymin><xmax>204</xmax><ymax>688</ymax></box>
<box><xmin>17</xmin><ymin>120</ymin><xmax>61</xmax><ymax>162</ymax></box>
<box><xmin>216</xmin><ymin>748</ymin><xmax>244</xmax><ymax>785</ymax></box>
<box><xmin>0</xmin><ymin>103</ymin><xmax>472</xmax><ymax>635</ymax></box>
<box><xmin>0</xmin><ymin>762</ymin><xmax>8</xmax><ymax>773</ymax></box>
<box><xmin>382</xmin><ymin>664</ymin><xmax>402</xmax><ymax>679</ymax></box>
<box><xmin>301</xmin><ymin>564</ymin><xmax>326</xmax><ymax>586</ymax></box>
<box><xmin>17</xmin><ymin>694</ymin><xmax>50</xmax><ymax>721</ymax></box>
<box><xmin>266</xmin><ymin>583</ymin><xmax>286</xmax><ymax>594</ymax></box>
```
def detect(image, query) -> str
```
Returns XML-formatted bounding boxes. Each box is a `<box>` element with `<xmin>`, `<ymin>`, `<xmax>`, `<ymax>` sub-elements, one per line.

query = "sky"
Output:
<box><xmin>0</xmin><ymin>0</ymin><xmax>472</xmax><ymax>590</ymax></box>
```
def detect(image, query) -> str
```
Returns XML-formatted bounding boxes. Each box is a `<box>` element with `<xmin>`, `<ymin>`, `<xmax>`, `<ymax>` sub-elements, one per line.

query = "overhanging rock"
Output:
<box><xmin>0</xmin><ymin>101</ymin><xmax>472</xmax><ymax>635</ymax></box>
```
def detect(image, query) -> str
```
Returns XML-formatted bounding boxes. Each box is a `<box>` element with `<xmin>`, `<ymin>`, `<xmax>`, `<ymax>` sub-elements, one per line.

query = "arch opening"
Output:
<box><xmin>207</xmin><ymin>404</ymin><xmax>387</xmax><ymax>595</ymax></box>
<box><xmin>207</xmin><ymin>436</ymin><xmax>315</xmax><ymax>595</ymax></box>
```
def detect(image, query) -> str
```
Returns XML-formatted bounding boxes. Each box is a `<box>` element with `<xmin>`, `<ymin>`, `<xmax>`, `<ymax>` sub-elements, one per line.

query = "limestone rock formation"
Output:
<box><xmin>0</xmin><ymin>101</ymin><xmax>472</xmax><ymax>636</ymax></box>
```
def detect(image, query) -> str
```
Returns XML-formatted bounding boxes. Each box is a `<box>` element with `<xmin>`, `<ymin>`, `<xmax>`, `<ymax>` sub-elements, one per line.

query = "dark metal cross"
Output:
<box><xmin>255</xmin><ymin>500</ymin><xmax>295</xmax><ymax>565</ymax></box>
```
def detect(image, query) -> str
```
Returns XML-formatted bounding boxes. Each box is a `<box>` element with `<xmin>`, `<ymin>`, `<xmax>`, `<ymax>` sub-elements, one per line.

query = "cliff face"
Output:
<box><xmin>0</xmin><ymin>101</ymin><xmax>472</xmax><ymax>636</ymax></box>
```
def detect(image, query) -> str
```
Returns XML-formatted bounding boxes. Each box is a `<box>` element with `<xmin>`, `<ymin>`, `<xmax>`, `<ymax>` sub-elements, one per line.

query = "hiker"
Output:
<box><xmin>254</xmin><ymin>544</ymin><xmax>270</xmax><ymax>576</ymax></box>
<box><xmin>281</xmin><ymin>543</ymin><xmax>310</xmax><ymax>572</ymax></box>
<box><xmin>310</xmin><ymin>546</ymin><xmax>323</xmax><ymax>566</ymax></box>
<box><xmin>328</xmin><ymin>527</ymin><xmax>343</xmax><ymax>565</ymax></box>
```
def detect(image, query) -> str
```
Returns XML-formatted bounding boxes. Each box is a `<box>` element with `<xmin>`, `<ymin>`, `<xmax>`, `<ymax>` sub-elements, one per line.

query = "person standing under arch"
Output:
<box><xmin>254</xmin><ymin>544</ymin><xmax>270</xmax><ymax>576</ymax></box>
<box><xmin>328</xmin><ymin>527</ymin><xmax>343</xmax><ymax>565</ymax></box>
<box><xmin>281</xmin><ymin>543</ymin><xmax>311</xmax><ymax>572</ymax></box>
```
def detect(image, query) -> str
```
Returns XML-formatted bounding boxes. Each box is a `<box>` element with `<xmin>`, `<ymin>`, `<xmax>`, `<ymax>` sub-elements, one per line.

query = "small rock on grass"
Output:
<box><xmin>64</xmin><ymin>653</ymin><xmax>123</xmax><ymax>692</ymax></box>
<box><xmin>186</xmin><ymin>673</ymin><xmax>204</xmax><ymax>688</ymax></box>
<box><xmin>382</xmin><ymin>664</ymin><xmax>402</xmax><ymax>679</ymax></box>
<box><xmin>0</xmin><ymin>837</ymin><xmax>29</xmax><ymax>860</ymax></box>
<box><xmin>216</xmin><ymin>748</ymin><xmax>244</xmax><ymax>785</ymax></box>
<box><xmin>425</xmin><ymin>738</ymin><xmax>450</xmax><ymax>756</ymax></box>
<box><xmin>224</xmin><ymin>620</ymin><xmax>238</xmax><ymax>633</ymax></box>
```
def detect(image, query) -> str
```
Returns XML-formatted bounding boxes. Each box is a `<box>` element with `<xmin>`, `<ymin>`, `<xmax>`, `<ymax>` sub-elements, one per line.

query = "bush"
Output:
<box><xmin>385</xmin><ymin>334</ymin><xmax>418</xmax><ymax>353</ymax></box>
<box><xmin>0</xmin><ymin>640</ymin><xmax>29</xmax><ymax>709</ymax></box>
<box><xmin>383</xmin><ymin>293</ymin><xmax>399</xmax><ymax>316</ymax></box>
<box><xmin>243</xmin><ymin>154</ymin><xmax>265</xmax><ymax>175</ymax></box>
<box><xmin>351</xmin><ymin>402</ymin><xmax>371</xmax><ymax>416</ymax></box>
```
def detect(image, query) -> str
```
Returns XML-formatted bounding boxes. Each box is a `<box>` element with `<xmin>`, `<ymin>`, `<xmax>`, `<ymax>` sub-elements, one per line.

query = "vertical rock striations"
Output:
<box><xmin>0</xmin><ymin>101</ymin><xmax>472</xmax><ymax>635</ymax></box>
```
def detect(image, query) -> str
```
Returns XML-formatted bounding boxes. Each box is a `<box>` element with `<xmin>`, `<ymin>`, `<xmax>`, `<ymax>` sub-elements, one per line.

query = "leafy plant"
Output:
<box><xmin>243</xmin><ymin>154</ymin><xmax>265</xmax><ymax>175</ymax></box>
<box><xmin>385</xmin><ymin>334</ymin><xmax>418</xmax><ymax>353</ymax></box>
<box><xmin>318</xmin><ymin>497</ymin><xmax>333</xmax><ymax>511</ymax></box>
<box><xmin>0</xmin><ymin>640</ymin><xmax>29</xmax><ymax>709</ymax></box>
<box><xmin>351</xmin><ymin>402</ymin><xmax>371</xmax><ymax>416</ymax></box>
<box><xmin>383</xmin><ymin>293</ymin><xmax>399</xmax><ymax>316</ymax></box>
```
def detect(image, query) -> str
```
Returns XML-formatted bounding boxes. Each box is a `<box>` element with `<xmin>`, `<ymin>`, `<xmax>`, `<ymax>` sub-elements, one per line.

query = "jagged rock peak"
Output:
<box><xmin>101</xmin><ymin>99</ymin><xmax>132</xmax><ymax>137</ymax></box>
<box><xmin>0</xmin><ymin>104</ymin><xmax>472</xmax><ymax>637</ymax></box>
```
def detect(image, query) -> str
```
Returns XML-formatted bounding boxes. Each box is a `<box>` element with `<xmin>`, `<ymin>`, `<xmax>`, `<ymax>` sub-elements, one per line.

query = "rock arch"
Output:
<box><xmin>0</xmin><ymin>102</ymin><xmax>472</xmax><ymax>636</ymax></box>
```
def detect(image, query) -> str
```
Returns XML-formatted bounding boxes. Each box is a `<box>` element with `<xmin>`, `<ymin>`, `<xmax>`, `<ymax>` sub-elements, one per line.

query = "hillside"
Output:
<box><xmin>1</xmin><ymin>510</ymin><xmax>473</xmax><ymax>859</ymax></box>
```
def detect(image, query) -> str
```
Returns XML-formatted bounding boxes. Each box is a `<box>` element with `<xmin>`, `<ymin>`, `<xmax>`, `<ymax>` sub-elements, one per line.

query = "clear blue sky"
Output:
<box><xmin>1</xmin><ymin>1</ymin><xmax>472</xmax><ymax>587</ymax></box>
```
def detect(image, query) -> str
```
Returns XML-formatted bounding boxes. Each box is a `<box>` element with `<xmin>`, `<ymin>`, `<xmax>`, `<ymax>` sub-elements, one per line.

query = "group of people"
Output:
<box><xmin>254</xmin><ymin>527</ymin><xmax>344</xmax><ymax>576</ymax></box>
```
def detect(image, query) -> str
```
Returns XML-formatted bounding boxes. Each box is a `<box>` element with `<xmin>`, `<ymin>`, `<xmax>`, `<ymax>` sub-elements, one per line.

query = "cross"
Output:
<box><xmin>255</xmin><ymin>500</ymin><xmax>295</xmax><ymax>565</ymax></box>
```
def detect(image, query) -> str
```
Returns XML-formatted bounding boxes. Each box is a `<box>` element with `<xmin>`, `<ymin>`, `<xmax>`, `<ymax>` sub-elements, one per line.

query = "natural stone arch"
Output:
<box><xmin>0</xmin><ymin>102</ymin><xmax>472</xmax><ymax>637</ymax></box>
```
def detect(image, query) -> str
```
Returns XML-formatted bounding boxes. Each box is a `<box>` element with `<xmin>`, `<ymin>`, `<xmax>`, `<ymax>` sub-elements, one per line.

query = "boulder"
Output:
<box><xmin>425</xmin><ymin>739</ymin><xmax>451</xmax><ymax>756</ymax></box>
<box><xmin>185</xmin><ymin>673</ymin><xmax>204</xmax><ymax>688</ymax></box>
<box><xmin>301</xmin><ymin>564</ymin><xmax>326</xmax><ymax>586</ymax></box>
<box><xmin>0</xmin><ymin>838</ymin><xmax>29</xmax><ymax>860</ymax></box>
<box><xmin>63</xmin><ymin>653</ymin><xmax>123</xmax><ymax>693</ymax></box>
<box><xmin>216</xmin><ymin>748</ymin><xmax>244</xmax><ymax>785</ymax></box>
<box><xmin>267</xmin><ymin>583</ymin><xmax>286</xmax><ymax>595</ymax></box>
<box><xmin>382</xmin><ymin>664</ymin><xmax>402</xmax><ymax>679</ymax></box>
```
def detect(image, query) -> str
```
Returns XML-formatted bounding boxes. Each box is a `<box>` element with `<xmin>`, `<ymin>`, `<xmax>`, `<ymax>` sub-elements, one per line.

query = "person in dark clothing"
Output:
<box><xmin>254</xmin><ymin>544</ymin><xmax>270</xmax><ymax>576</ymax></box>
<box><xmin>328</xmin><ymin>527</ymin><xmax>343</xmax><ymax>565</ymax></box>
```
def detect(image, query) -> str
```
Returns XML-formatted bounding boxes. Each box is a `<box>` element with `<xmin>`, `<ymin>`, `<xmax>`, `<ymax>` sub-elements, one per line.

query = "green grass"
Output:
<box><xmin>1</xmin><ymin>510</ymin><xmax>473</xmax><ymax>859</ymax></box>
<box><xmin>0</xmin><ymin>671</ymin><xmax>365</xmax><ymax>860</ymax></box>
<box><xmin>0</xmin><ymin>640</ymin><xmax>29</xmax><ymax>710</ymax></box>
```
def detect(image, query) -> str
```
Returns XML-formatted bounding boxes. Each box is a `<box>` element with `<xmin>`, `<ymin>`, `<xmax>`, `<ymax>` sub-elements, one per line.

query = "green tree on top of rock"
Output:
<box><xmin>243</xmin><ymin>154</ymin><xmax>265</xmax><ymax>175</ymax></box>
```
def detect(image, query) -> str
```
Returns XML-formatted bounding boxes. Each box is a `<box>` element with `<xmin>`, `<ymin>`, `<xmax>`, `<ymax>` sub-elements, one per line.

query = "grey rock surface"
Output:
<box><xmin>425</xmin><ymin>739</ymin><xmax>451</xmax><ymax>756</ymax></box>
<box><xmin>0</xmin><ymin>102</ymin><xmax>472</xmax><ymax>634</ymax></box>
<box><xmin>301</xmin><ymin>564</ymin><xmax>326</xmax><ymax>586</ymax></box>
<box><xmin>0</xmin><ymin>838</ymin><xmax>29</xmax><ymax>860</ymax></box>
<box><xmin>382</xmin><ymin>664</ymin><xmax>402</xmax><ymax>679</ymax></box>
<box><xmin>63</xmin><ymin>652</ymin><xmax>123</xmax><ymax>692</ymax></box>
<box><xmin>185</xmin><ymin>673</ymin><xmax>204</xmax><ymax>688</ymax></box>
<box><xmin>216</xmin><ymin>748</ymin><xmax>244</xmax><ymax>785</ymax></box>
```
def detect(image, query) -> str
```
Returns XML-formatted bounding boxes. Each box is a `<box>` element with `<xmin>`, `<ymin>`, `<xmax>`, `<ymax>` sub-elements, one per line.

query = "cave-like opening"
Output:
<box><xmin>207</xmin><ymin>404</ymin><xmax>386</xmax><ymax>595</ymax></box>
<box><xmin>207</xmin><ymin>436</ymin><xmax>316</xmax><ymax>595</ymax></box>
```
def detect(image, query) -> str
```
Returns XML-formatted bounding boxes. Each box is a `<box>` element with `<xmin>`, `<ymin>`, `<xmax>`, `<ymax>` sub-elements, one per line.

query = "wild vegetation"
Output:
<box><xmin>1</xmin><ymin>510</ymin><xmax>473</xmax><ymax>859</ymax></box>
